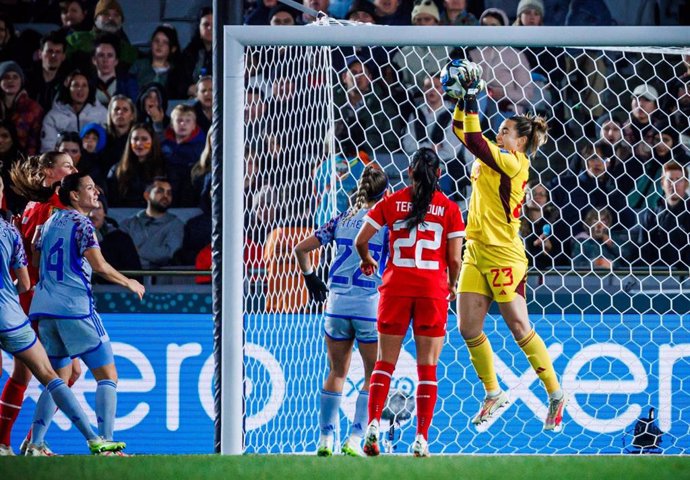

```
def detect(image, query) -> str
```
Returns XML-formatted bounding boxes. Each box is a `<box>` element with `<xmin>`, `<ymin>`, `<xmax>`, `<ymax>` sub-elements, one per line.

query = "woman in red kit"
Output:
<box><xmin>354</xmin><ymin>147</ymin><xmax>464</xmax><ymax>458</ymax></box>
<box><xmin>0</xmin><ymin>152</ymin><xmax>76</xmax><ymax>456</ymax></box>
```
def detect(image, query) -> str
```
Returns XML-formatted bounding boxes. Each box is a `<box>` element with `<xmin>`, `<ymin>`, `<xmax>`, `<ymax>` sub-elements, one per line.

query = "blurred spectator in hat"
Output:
<box><xmin>478</xmin><ymin>7</ymin><xmax>509</xmax><ymax>25</ymax></box>
<box><xmin>411</xmin><ymin>0</ymin><xmax>440</xmax><ymax>25</ymax></box>
<box><xmin>25</xmin><ymin>31</ymin><xmax>68</xmax><ymax>112</ymax></box>
<box><xmin>136</xmin><ymin>82</ymin><xmax>170</xmax><ymax>140</ymax></box>
<box><xmin>513</xmin><ymin>0</ymin><xmax>543</xmax><ymax>25</ymax></box>
<box><xmin>332</xmin><ymin>0</ymin><xmax>386</xmax><ymax>74</ymax></box>
<box><xmin>0</xmin><ymin>60</ymin><xmax>44</xmax><ymax>155</ymax></box>
<box><xmin>66</xmin><ymin>0</ymin><xmax>139</xmax><ymax>73</ymax></box>
<box><xmin>78</xmin><ymin>121</ymin><xmax>107</xmax><ymax>182</ymax></box>
<box><xmin>346</xmin><ymin>0</ymin><xmax>378</xmax><ymax>22</ymax></box>
<box><xmin>623</xmin><ymin>83</ymin><xmax>662</xmax><ymax>147</ymax></box>
<box><xmin>441</xmin><ymin>0</ymin><xmax>478</xmax><ymax>25</ymax></box>
<box><xmin>298</xmin><ymin>0</ymin><xmax>331</xmax><ymax>24</ymax></box>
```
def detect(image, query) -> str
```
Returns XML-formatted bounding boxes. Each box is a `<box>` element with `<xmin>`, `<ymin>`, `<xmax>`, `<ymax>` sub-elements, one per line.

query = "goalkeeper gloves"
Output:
<box><xmin>304</xmin><ymin>271</ymin><xmax>328</xmax><ymax>302</ymax></box>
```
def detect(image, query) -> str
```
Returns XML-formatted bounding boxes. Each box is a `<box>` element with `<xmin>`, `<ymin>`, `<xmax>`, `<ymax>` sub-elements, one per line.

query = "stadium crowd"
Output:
<box><xmin>0</xmin><ymin>0</ymin><xmax>688</xmax><ymax>284</ymax></box>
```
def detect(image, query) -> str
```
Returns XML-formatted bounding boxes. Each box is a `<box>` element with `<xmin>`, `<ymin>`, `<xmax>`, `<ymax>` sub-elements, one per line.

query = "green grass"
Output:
<box><xmin>1</xmin><ymin>455</ymin><xmax>689</xmax><ymax>480</ymax></box>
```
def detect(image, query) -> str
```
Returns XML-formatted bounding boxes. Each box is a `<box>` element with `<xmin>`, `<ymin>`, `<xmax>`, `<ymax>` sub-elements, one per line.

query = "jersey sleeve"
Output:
<box><xmin>10</xmin><ymin>225</ymin><xmax>28</xmax><ymax>269</ymax></box>
<box><xmin>313</xmin><ymin>212</ymin><xmax>345</xmax><ymax>245</ymax></box>
<box><xmin>462</xmin><ymin>112</ymin><xmax>522</xmax><ymax>178</ymax></box>
<box><xmin>445</xmin><ymin>202</ymin><xmax>466</xmax><ymax>239</ymax></box>
<box><xmin>76</xmin><ymin>216</ymin><xmax>100</xmax><ymax>255</ymax></box>
<box><xmin>363</xmin><ymin>198</ymin><xmax>387</xmax><ymax>231</ymax></box>
<box><xmin>451</xmin><ymin>103</ymin><xmax>467</xmax><ymax>145</ymax></box>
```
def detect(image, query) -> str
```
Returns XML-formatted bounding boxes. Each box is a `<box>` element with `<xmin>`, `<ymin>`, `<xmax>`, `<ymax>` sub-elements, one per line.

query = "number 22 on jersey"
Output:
<box><xmin>392</xmin><ymin>220</ymin><xmax>443</xmax><ymax>270</ymax></box>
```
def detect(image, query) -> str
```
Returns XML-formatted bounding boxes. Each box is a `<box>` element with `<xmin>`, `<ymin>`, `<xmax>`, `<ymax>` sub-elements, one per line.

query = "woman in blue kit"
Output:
<box><xmin>294</xmin><ymin>165</ymin><xmax>389</xmax><ymax>457</ymax></box>
<box><xmin>26</xmin><ymin>171</ymin><xmax>145</xmax><ymax>455</ymax></box>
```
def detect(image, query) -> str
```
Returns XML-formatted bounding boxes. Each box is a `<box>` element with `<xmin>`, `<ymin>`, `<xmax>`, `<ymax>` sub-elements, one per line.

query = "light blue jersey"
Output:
<box><xmin>0</xmin><ymin>218</ymin><xmax>29</xmax><ymax>332</ymax></box>
<box><xmin>29</xmin><ymin>209</ymin><xmax>99</xmax><ymax>320</ymax></box>
<box><xmin>314</xmin><ymin>208</ymin><xmax>388</xmax><ymax>321</ymax></box>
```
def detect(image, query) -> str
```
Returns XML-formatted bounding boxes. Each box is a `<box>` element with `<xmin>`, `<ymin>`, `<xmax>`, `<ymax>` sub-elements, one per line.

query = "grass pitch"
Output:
<box><xmin>1</xmin><ymin>455</ymin><xmax>689</xmax><ymax>480</ymax></box>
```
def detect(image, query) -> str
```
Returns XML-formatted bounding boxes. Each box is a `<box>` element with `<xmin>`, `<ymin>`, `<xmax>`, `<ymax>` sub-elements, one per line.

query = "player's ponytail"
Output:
<box><xmin>346</xmin><ymin>165</ymin><xmax>388</xmax><ymax>219</ymax></box>
<box><xmin>10</xmin><ymin>152</ymin><xmax>63</xmax><ymax>203</ymax></box>
<box><xmin>406</xmin><ymin>147</ymin><xmax>440</xmax><ymax>229</ymax></box>
<box><xmin>512</xmin><ymin>113</ymin><xmax>549</xmax><ymax>156</ymax></box>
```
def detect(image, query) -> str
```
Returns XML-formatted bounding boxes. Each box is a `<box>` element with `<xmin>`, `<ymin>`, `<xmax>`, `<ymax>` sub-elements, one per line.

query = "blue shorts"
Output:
<box><xmin>324</xmin><ymin>313</ymin><xmax>377</xmax><ymax>344</ymax></box>
<box><xmin>0</xmin><ymin>321</ymin><xmax>38</xmax><ymax>355</ymax></box>
<box><xmin>38</xmin><ymin>313</ymin><xmax>113</xmax><ymax>368</ymax></box>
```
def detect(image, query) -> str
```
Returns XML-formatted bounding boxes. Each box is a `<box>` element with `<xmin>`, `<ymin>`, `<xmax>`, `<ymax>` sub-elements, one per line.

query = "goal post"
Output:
<box><xmin>222</xmin><ymin>25</ymin><xmax>690</xmax><ymax>455</ymax></box>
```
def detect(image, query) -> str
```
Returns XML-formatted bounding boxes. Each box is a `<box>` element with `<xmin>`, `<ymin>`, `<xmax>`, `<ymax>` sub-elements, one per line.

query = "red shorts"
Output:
<box><xmin>377</xmin><ymin>294</ymin><xmax>449</xmax><ymax>338</ymax></box>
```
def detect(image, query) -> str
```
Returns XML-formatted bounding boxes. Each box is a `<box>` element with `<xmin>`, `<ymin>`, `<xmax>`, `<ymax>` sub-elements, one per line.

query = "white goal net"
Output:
<box><xmin>226</xmin><ymin>24</ymin><xmax>690</xmax><ymax>455</ymax></box>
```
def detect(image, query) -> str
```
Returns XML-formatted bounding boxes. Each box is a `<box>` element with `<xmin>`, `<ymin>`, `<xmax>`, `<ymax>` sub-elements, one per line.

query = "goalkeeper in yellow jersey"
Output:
<box><xmin>441</xmin><ymin>59</ymin><xmax>567</xmax><ymax>432</ymax></box>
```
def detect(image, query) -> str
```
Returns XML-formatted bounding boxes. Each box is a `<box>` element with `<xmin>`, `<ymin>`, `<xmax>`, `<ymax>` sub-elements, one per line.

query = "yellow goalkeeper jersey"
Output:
<box><xmin>452</xmin><ymin>106</ymin><xmax>529</xmax><ymax>249</ymax></box>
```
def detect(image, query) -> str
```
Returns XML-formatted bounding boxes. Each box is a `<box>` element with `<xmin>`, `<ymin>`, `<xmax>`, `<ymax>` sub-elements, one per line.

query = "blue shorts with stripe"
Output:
<box><xmin>37</xmin><ymin>312</ymin><xmax>113</xmax><ymax>368</ymax></box>
<box><xmin>324</xmin><ymin>292</ymin><xmax>378</xmax><ymax>343</ymax></box>
<box><xmin>0</xmin><ymin>321</ymin><xmax>37</xmax><ymax>355</ymax></box>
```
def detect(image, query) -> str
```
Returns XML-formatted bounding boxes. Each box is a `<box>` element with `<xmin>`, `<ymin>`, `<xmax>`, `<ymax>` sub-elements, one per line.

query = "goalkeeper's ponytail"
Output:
<box><xmin>513</xmin><ymin>113</ymin><xmax>549</xmax><ymax>157</ymax></box>
<box><xmin>346</xmin><ymin>165</ymin><xmax>388</xmax><ymax>219</ymax></box>
<box><xmin>406</xmin><ymin>147</ymin><xmax>440</xmax><ymax>230</ymax></box>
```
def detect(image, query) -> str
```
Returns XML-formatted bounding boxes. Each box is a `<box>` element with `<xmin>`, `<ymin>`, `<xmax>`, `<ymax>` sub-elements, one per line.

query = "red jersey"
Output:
<box><xmin>364</xmin><ymin>187</ymin><xmax>465</xmax><ymax>299</ymax></box>
<box><xmin>20</xmin><ymin>192</ymin><xmax>65</xmax><ymax>285</ymax></box>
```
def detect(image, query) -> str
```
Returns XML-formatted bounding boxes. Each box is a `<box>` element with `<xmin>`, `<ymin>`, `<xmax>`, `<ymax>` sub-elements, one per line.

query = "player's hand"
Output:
<box><xmin>458</xmin><ymin>61</ymin><xmax>486</xmax><ymax>95</ymax></box>
<box><xmin>128</xmin><ymin>279</ymin><xmax>146</xmax><ymax>300</ymax></box>
<box><xmin>359</xmin><ymin>257</ymin><xmax>378</xmax><ymax>277</ymax></box>
<box><xmin>68</xmin><ymin>358</ymin><xmax>82</xmax><ymax>387</ymax></box>
<box><xmin>304</xmin><ymin>271</ymin><xmax>328</xmax><ymax>302</ymax></box>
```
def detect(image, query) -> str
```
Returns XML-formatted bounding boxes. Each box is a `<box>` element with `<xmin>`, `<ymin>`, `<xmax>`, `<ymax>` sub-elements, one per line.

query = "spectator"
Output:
<box><xmin>66</xmin><ymin>0</ymin><xmax>139</xmax><ymax>72</ymax></box>
<box><xmin>0</xmin><ymin>61</ymin><xmax>44</xmax><ymax>156</ymax></box>
<box><xmin>25</xmin><ymin>31</ymin><xmax>68</xmax><ymax>112</ymax></box>
<box><xmin>194</xmin><ymin>243</ymin><xmax>211</xmax><ymax>284</ymax></box>
<box><xmin>478</xmin><ymin>7</ymin><xmax>509</xmax><ymax>25</ymax></box>
<box><xmin>372</xmin><ymin>0</ymin><xmax>409</xmax><ymax>25</ymax></box>
<box><xmin>136</xmin><ymin>82</ymin><xmax>170</xmax><ymax>140</ymax></box>
<box><xmin>91</xmin><ymin>33</ymin><xmax>138</xmax><ymax>108</ymax></box>
<box><xmin>623</xmin><ymin>83</ymin><xmax>661</xmax><ymax>147</ymax></box>
<box><xmin>298</xmin><ymin>0</ymin><xmax>331</xmax><ymax>24</ymax></box>
<box><xmin>162</xmin><ymin>104</ymin><xmax>206</xmax><ymax>207</ymax></box>
<box><xmin>669</xmin><ymin>76</ymin><xmax>690</xmax><ymax>136</ymax></box>
<box><xmin>441</xmin><ymin>0</ymin><xmax>479</xmax><ymax>25</ymax></box>
<box><xmin>333</xmin><ymin>57</ymin><xmax>408</xmax><ymax>155</ymax></box>
<box><xmin>628</xmin><ymin>123</ymin><xmax>689</xmax><ymax>211</ymax></box>
<box><xmin>549</xmin><ymin>141</ymin><xmax>636</xmax><ymax>249</ymax></box>
<box><xmin>244</xmin><ymin>0</ymin><xmax>279</xmax><ymax>25</ymax></box>
<box><xmin>78</xmin><ymin>121</ymin><xmax>107</xmax><ymax>181</ymax></box>
<box><xmin>520</xmin><ymin>181</ymin><xmax>563</xmax><ymax>269</ymax></box>
<box><xmin>639</xmin><ymin>161</ymin><xmax>690</xmax><ymax>268</ymax></box>
<box><xmin>100</xmin><ymin>94</ymin><xmax>136</xmax><ymax>172</ymax></box>
<box><xmin>412</xmin><ymin>0</ymin><xmax>440</xmax><ymax>25</ymax></box>
<box><xmin>182</xmin><ymin>7</ymin><xmax>213</xmax><ymax>97</ymax></box>
<box><xmin>331</xmin><ymin>1</ymin><xmax>388</xmax><ymax>77</ymax></box>
<box><xmin>596</xmin><ymin>116</ymin><xmax>638</xmax><ymax>193</ymax></box>
<box><xmin>178</xmin><ymin>183</ymin><xmax>211</xmax><ymax>266</ymax></box>
<box><xmin>56</xmin><ymin>130</ymin><xmax>84</xmax><ymax>168</ymax></box>
<box><xmin>129</xmin><ymin>25</ymin><xmax>187</xmax><ymax>100</ymax></box>
<box><xmin>0</xmin><ymin>13</ymin><xmax>19</xmax><ymax>64</ymax></box>
<box><xmin>120</xmin><ymin>177</ymin><xmax>184</xmax><ymax>269</ymax></box>
<box><xmin>88</xmin><ymin>195</ymin><xmax>141</xmax><ymax>279</ymax></box>
<box><xmin>345</xmin><ymin>0</ymin><xmax>379</xmax><ymax>23</ymax></box>
<box><xmin>268</xmin><ymin>3</ymin><xmax>299</xmax><ymax>25</ymax></box>
<box><xmin>41</xmin><ymin>69</ymin><xmax>107</xmax><ymax>152</ymax></box>
<box><xmin>0</xmin><ymin>119</ymin><xmax>22</xmax><ymax>213</ymax></box>
<box><xmin>192</xmin><ymin>75</ymin><xmax>212</xmax><ymax>134</ymax></box>
<box><xmin>571</xmin><ymin>208</ymin><xmax>622</xmax><ymax>271</ymax></box>
<box><xmin>107</xmin><ymin>123</ymin><xmax>165</xmax><ymax>207</ymax></box>
<box><xmin>244</xmin><ymin>85</ymin><xmax>266</xmax><ymax>144</ymax></box>
<box><xmin>513</xmin><ymin>0</ymin><xmax>543</xmax><ymax>25</ymax></box>
<box><xmin>59</xmin><ymin>0</ymin><xmax>91</xmax><ymax>34</ymax></box>
<box><xmin>190</xmin><ymin>128</ymin><xmax>212</xmax><ymax>207</ymax></box>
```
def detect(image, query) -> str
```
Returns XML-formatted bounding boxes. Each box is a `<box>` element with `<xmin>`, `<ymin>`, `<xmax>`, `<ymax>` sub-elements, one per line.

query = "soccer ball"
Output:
<box><xmin>440</xmin><ymin>61</ymin><xmax>466</xmax><ymax>100</ymax></box>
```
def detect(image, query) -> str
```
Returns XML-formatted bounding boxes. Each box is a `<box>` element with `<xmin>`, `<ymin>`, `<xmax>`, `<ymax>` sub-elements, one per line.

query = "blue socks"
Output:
<box><xmin>31</xmin><ymin>387</ymin><xmax>56</xmax><ymax>445</ymax></box>
<box><xmin>47</xmin><ymin>378</ymin><xmax>97</xmax><ymax>441</ymax></box>
<box><xmin>96</xmin><ymin>380</ymin><xmax>117</xmax><ymax>440</ymax></box>
<box><xmin>319</xmin><ymin>389</ymin><xmax>341</xmax><ymax>438</ymax></box>
<box><xmin>351</xmin><ymin>390</ymin><xmax>369</xmax><ymax>438</ymax></box>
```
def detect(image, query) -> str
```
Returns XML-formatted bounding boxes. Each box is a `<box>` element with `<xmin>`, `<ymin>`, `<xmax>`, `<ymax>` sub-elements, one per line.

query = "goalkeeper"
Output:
<box><xmin>294</xmin><ymin>166</ymin><xmax>389</xmax><ymax>457</ymax></box>
<box><xmin>442</xmin><ymin>60</ymin><xmax>567</xmax><ymax>432</ymax></box>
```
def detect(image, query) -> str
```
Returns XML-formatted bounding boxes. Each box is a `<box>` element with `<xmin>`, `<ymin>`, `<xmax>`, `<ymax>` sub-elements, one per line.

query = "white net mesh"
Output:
<box><xmin>240</xmin><ymin>28</ymin><xmax>690</xmax><ymax>454</ymax></box>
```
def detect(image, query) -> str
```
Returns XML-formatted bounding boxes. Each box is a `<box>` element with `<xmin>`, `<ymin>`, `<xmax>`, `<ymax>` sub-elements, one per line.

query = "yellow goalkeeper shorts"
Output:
<box><xmin>458</xmin><ymin>239</ymin><xmax>528</xmax><ymax>303</ymax></box>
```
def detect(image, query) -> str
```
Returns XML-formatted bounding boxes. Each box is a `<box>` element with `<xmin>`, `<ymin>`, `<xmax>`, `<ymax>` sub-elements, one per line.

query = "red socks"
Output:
<box><xmin>367</xmin><ymin>361</ymin><xmax>395</xmax><ymax>424</ymax></box>
<box><xmin>416</xmin><ymin>364</ymin><xmax>438</xmax><ymax>440</ymax></box>
<box><xmin>0</xmin><ymin>377</ymin><xmax>28</xmax><ymax>446</ymax></box>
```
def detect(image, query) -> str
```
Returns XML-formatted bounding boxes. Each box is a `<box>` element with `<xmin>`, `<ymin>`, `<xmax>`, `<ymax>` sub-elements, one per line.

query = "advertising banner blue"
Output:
<box><xmin>1</xmin><ymin>313</ymin><xmax>688</xmax><ymax>454</ymax></box>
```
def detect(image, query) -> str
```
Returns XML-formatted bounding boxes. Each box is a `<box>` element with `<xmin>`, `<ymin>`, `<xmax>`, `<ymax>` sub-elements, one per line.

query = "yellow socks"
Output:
<box><xmin>465</xmin><ymin>332</ymin><xmax>499</xmax><ymax>393</ymax></box>
<box><xmin>517</xmin><ymin>329</ymin><xmax>560</xmax><ymax>394</ymax></box>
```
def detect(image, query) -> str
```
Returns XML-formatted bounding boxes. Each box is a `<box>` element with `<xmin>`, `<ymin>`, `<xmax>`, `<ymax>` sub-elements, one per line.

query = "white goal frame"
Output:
<box><xmin>222</xmin><ymin>25</ymin><xmax>690</xmax><ymax>455</ymax></box>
